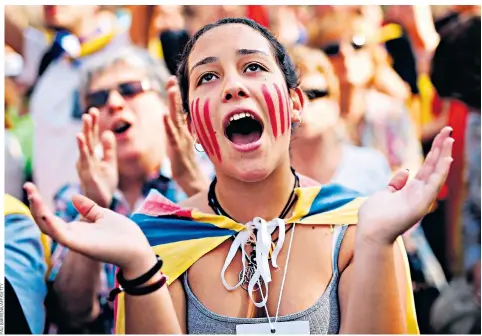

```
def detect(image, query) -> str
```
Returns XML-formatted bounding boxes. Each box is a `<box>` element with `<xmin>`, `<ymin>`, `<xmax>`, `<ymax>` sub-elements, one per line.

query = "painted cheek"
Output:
<box><xmin>261</xmin><ymin>84</ymin><xmax>278</xmax><ymax>138</ymax></box>
<box><xmin>192</xmin><ymin>98</ymin><xmax>213</xmax><ymax>156</ymax></box>
<box><xmin>203</xmin><ymin>99</ymin><xmax>222</xmax><ymax>162</ymax></box>
<box><xmin>274</xmin><ymin>83</ymin><xmax>286</xmax><ymax>135</ymax></box>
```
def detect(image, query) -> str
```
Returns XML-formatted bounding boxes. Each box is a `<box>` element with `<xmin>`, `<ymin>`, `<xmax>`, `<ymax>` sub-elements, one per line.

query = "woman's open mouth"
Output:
<box><xmin>224</xmin><ymin>111</ymin><xmax>264</xmax><ymax>151</ymax></box>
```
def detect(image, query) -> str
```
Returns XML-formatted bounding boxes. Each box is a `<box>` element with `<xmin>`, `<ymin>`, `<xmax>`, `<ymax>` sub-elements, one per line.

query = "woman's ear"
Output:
<box><xmin>289</xmin><ymin>87</ymin><xmax>306</xmax><ymax>123</ymax></box>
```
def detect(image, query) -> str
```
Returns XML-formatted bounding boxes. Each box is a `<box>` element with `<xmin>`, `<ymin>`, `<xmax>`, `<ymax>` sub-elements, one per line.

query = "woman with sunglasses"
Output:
<box><xmin>25</xmin><ymin>18</ymin><xmax>453</xmax><ymax>334</ymax></box>
<box><xmin>289</xmin><ymin>45</ymin><xmax>392</xmax><ymax>195</ymax></box>
<box><xmin>308</xmin><ymin>10</ymin><xmax>423</xmax><ymax>174</ymax></box>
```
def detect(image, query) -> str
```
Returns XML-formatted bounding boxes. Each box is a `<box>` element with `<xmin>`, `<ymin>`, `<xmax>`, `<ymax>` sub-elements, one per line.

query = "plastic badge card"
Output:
<box><xmin>236</xmin><ymin>321</ymin><xmax>310</xmax><ymax>334</ymax></box>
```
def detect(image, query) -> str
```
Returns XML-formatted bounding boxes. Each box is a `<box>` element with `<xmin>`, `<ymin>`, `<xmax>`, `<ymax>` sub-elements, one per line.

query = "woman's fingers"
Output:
<box><xmin>427</xmin><ymin>137</ymin><xmax>454</xmax><ymax>195</ymax></box>
<box><xmin>72</xmin><ymin>194</ymin><xmax>106</xmax><ymax>222</ymax></box>
<box><xmin>415</xmin><ymin>147</ymin><xmax>440</xmax><ymax>182</ymax></box>
<box><xmin>387</xmin><ymin>169</ymin><xmax>410</xmax><ymax>192</ymax></box>
<box><xmin>415</xmin><ymin>127</ymin><xmax>452</xmax><ymax>182</ymax></box>
<box><xmin>24</xmin><ymin>183</ymin><xmax>71</xmax><ymax>244</ymax></box>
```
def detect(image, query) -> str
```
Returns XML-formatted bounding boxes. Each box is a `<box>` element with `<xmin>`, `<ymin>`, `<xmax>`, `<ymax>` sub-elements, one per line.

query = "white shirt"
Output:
<box><xmin>18</xmin><ymin>27</ymin><xmax>130</xmax><ymax>210</ymax></box>
<box><xmin>332</xmin><ymin>144</ymin><xmax>392</xmax><ymax>195</ymax></box>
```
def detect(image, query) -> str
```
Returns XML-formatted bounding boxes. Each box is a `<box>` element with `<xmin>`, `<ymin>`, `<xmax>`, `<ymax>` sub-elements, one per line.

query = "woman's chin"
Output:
<box><xmin>228</xmin><ymin>164</ymin><xmax>272</xmax><ymax>183</ymax></box>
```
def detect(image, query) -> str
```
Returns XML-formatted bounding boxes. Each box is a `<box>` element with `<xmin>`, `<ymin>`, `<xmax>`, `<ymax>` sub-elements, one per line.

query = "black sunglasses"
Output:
<box><xmin>321</xmin><ymin>36</ymin><xmax>366</xmax><ymax>56</ymax></box>
<box><xmin>304</xmin><ymin>89</ymin><xmax>329</xmax><ymax>101</ymax></box>
<box><xmin>85</xmin><ymin>80</ymin><xmax>155</xmax><ymax>109</ymax></box>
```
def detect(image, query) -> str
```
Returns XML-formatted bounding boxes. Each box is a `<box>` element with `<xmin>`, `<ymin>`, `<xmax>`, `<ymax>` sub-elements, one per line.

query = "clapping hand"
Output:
<box><xmin>357</xmin><ymin>127</ymin><xmax>454</xmax><ymax>245</ymax></box>
<box><xmin>163</xmin><ymin>76</ymin><xmax>208</xmax><ymax>196</ymax></box>
<box><xmin>76</xmin><ymin>108</ymin><xmax>118</xmax><ymax>208</ymax></box>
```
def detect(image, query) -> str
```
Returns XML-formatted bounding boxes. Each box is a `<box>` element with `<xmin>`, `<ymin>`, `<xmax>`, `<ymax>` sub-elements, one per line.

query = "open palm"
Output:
<box><xmin>24</xmin><ymin>183</ymin><xmax>152</xmax><ymax>272</ymax></box>
<box><xmin>358</xmin><ymin>127</ymin><xmax>454</xmax><ymax>244</ymax></box>
<box><xmin>76</xmin><ymin>108</ymin><xmax>118</xmax><ymax>208</ymax></box>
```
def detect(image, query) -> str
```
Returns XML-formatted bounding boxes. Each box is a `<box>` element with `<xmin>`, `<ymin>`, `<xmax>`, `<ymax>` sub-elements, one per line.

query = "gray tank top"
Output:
<box><xmin>182</xmin><ymin>225</ymin><xmax>348</xmax><ymax>334</ymax></box>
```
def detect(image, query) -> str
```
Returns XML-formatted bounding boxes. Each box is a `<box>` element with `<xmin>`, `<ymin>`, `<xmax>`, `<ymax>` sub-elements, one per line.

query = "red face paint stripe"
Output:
<box><xmin>203</xmin><ymin>99</ymin><xmax>222</xmax><ymax>162</ymax></box>
<box><xmin>193</xmin><ymin>98</ymin><xmax>214</xmax><ymax>156</ymax></box>
<box><xmin>261</xmin><ymin>84</ymin><xmax>278</xmax><ymax>138</ymax></box>
<box><xmin>274</xmin><ymin>83</ymin><xmax>285</xmax><ymax>135</ymax></box>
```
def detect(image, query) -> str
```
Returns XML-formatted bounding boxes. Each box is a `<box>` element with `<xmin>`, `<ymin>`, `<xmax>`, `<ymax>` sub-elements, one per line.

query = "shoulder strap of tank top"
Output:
<box><xmin>331</xmin><ymin>225</ymin><xmax>349</xmax><ymax>276</ymax></box>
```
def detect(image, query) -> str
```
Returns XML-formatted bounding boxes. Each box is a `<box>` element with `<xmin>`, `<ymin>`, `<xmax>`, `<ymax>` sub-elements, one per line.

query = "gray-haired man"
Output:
<box><xmin>47</xmin><ymin>46</ymin><xmax>213</xmax><ymax>333</ymax></box>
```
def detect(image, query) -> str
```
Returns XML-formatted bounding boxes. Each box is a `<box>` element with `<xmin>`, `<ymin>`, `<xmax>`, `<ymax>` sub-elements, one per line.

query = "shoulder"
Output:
<box><xmin>178</xmin><ymin>191</ymin><xmax>212</xmax><ymax>213</ymax></box>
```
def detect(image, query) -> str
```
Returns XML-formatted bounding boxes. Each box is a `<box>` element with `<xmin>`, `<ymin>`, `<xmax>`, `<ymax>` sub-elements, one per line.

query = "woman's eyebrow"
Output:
<box><xmin>190</xmin><ymin>56</ymin><xmax>218</xmax><ymax>74</ymax></box>
<box><xmin>190</xmin><ymin>49</ymin><xmax>270</xmax><ymax>74</ymax></box>
<box><xmin>236</xmin><ymin>49</ymin><xmax>269</xmax><ymax>57</ymax></box>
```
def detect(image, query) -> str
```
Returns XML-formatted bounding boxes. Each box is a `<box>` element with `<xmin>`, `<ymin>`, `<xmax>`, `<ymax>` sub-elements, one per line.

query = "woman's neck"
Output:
<box><xmin>214</xmin><ymin>160</ymin><xmax>295</xmax><ymax>224</ymax></box>
<box><xmin>291</xmin><ymin>129</ymin><xmax>343</xmax><ymax>185</ymax></box>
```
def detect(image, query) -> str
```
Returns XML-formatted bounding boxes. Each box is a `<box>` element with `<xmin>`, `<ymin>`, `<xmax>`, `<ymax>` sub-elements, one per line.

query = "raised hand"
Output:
<box><xmin>163</xmin><ymin>76</ymin><xmax>208</xmax><ymax>196</ymax></box>
<box><xmin>357</xmin><ymin>127</ymin><xmax>454</xmax><ymax>245</ymax></box>
<box><xmin>76</xmin><ymin>108</ymin><xmax>118</xmax><ymax>208</ymax></box>
<box><xmin>24</xmin><ymin>183</ymin><xmax>156</xmax><ymax>276</ymax></box>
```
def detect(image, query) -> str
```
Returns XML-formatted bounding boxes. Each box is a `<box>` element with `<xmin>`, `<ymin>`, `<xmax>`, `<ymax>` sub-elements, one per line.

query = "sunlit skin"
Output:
<box><xmin>187</xmin><ymin>25</ymin><xmax>301</xmax><ymax>183</ymax></box>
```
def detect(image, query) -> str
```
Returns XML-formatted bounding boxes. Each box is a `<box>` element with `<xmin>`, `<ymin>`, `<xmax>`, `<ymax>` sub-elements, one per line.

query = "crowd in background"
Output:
<box><xmin>4</xmin><ymin>5</ymin><xmax>481</xmax><ymax>334</ymax></box>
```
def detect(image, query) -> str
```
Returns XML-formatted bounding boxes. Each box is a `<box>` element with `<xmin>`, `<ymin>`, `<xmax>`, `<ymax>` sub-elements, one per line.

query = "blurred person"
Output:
<box><xmin>434</xmin><ymin>5</ymin><xmax>481</xmax><ymax>33</ymax></box>
<box><xmin>5</xmin><ymin>75</ymin><xmax>26</xmax><ymax>201</ymax></box>
<box><xmin>288</xmin><ymin>45</ymin><xmax>392</xmax><ymax>194</ymax></box>
<box><xmin>307</xmin><ymin>11</ymin><xmax>455</xmax><ymax>294</ymax></box>
<box><xmin>271</xmin><ymin>6</ymin><xmax>308</xmax><ymax>47</ymax></box>
<box><xmin>429</xmin><ymin>13</ymin><xmax>480</xmax><ymax>335</ymax></box>
<box><xmin>129</xmin><ymin>5</ymin><xmax>189</xmax><ymax>75</ymax></box>
<box><xmin>129</xmin><ymin>5</ymin><xmax>231</xmax><ymax>76</ymax></box>
<box><xmin>383</xmin><ymin>5</ymin><xmax>445</xmax><ymax>143</ymax></box>
<box><xmin>290</xmin><ymin>43</ymin><xmax>449</xmax><ymax>333</ymax></box>
<box><xmin>4</xmin><ymin>194</ymin><xmax>48</xmax><ymax>334</ymax></box>
<box><xmin>431</xmin><ymin>13</ymin><xmax>481</xmax><ymax>294</ymax></box>
<box><xmin>46</xmin><ymin>46</ymin><xmax>212</xmax><ymax>333</ymax></box>
<box><xmin>24</xmin><ymin>17</ymin><xmax>457</xmax><ymax>335</ymax></box>
<box><xmin>5</xmin><ymin>5</ymin><xmax>131</xmax><ymax>210</ymax></box>
<box><xmin>308</xmin><ymin>9</ymin><xmax>423</xmax><ymax>174</ymax></box>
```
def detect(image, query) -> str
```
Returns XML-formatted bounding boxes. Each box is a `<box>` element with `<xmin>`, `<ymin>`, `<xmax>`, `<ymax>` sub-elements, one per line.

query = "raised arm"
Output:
<box><xmin>339</xmin><ymin>126</ymin><xmax>453</xmax><ymax>333</ymax></box>
<box><xmin>24</xmin><ymin>183</ymin><xmax>182</xmax><ymax>334</ymax></box>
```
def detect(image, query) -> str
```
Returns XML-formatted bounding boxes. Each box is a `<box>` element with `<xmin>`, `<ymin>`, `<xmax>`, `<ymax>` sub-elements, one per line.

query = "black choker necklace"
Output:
<box><xmin>207</xmin><ymin>168</ymin><xmax>300</xmax><ymax>291</ymax></box>
<box><xmin>208</xmin><ymin>167</ymin><xmax>300</xmax><ymax>222</ymax></box>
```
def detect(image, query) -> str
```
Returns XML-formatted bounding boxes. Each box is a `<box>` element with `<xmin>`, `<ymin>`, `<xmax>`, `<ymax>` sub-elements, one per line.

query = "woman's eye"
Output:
<box><xmin>198</xmin><ymin>73</ymin><xmax>218</xmax><ymax>85</ymax></box>
<box><xmin>245</xmin><ymin>63</ymin><xmax>266</xmax><ymax>73</ymax></box>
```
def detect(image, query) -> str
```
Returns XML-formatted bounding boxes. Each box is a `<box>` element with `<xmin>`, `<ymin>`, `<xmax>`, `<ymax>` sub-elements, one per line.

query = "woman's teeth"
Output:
<box><xmin>228</xmin><ymin>112</ymin><xmax>255</xmax><ymax>125</ymax></box>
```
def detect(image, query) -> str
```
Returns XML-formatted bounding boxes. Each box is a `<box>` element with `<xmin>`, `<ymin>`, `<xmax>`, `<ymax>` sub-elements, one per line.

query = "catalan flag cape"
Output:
<box><xmin>114</xmin><ymin>184</ymin><xmax>419</xmax><ymax>334</ymax></box>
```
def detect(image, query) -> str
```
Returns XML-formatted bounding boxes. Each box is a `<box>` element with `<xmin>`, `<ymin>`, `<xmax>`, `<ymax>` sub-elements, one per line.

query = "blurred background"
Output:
<box><xmin>4</xmin><ymin>4</ymin><xmax>481</xmax><ymax>334</ymax></box>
